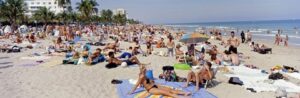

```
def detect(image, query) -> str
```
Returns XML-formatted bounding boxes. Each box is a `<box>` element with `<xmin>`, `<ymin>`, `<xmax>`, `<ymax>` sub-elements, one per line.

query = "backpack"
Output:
<box><xmin>11</xmin><ymin>46</ymin><xmax>21</xmax><ymax>52</ymax></box>
<box><xmin>268</xmin><ymin>73</ymin><xmax>283</xmax><ymax>80</ymax></box>
<box><xmin>159</xmin><ymin>66</ymin><xmax>178</xmax><ymax>82</ymax></box>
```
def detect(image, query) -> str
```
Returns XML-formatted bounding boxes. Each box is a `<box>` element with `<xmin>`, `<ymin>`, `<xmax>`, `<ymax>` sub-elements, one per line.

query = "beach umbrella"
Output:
<box><xmin>179</xmin><ymin>33</ymin><xmax>209</xmax><ymax>44</ymax></box>
<box><xmin>179</xmin><ymin>33</ymin><xmax>209</xmax><ymax>65</ymax></box>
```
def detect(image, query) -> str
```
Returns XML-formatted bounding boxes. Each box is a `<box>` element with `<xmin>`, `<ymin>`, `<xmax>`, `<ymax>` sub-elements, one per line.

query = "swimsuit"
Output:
<box><xmin>145</xmin><ymin>79</ymin><xmax>158</xmax><ymax>91</ymax></box>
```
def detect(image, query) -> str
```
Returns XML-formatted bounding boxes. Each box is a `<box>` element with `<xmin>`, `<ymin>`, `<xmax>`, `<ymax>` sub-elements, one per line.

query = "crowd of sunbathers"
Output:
<box><xmin>0</xmin><ymin>24</ymin><xmax>262</xmax><ymax>98</ymax></box>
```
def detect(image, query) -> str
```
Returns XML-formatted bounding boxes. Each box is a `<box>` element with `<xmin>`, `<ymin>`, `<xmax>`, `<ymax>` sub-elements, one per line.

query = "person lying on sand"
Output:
<box><xmin>129</xmin><ymin>65</ymin><xmax>191</xmax><ymax>98</ymax></box>
<box><xmin>107</xmin><ymin>52</ymin><xmax>145</xmax><ymax>66</ymax></box>
<box><xmin>87</xmin><ymin>48</ymin><xmax>106</xmax><ymax>65</ymax></box>
<box><xmin>104</xmin><ymin>40</ymin><xmax>118</xmax><ymax>52</ymax></box>
<box><xmin>184</xmin><ymin>61</ymin><xmax>213</xmax><ymax>91</ymax></box>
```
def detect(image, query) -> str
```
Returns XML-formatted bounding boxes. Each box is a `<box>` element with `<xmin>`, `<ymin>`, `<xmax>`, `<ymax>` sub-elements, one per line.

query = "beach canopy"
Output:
<box><xmin>179</xmin><ymin>33</ymin><xmax>209</xmax><ymax>43</ymax></box>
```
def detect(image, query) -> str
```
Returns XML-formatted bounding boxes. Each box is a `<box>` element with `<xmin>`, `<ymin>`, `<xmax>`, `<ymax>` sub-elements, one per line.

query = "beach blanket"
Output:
<box><xmin>117</xmin><ymin>80</ymin><xmax>217</xmax><ymax>98</ymax></box>
<box><xmin>285</xmin><ymin>72</ymin><xmax>300</xmax><ymax>80</ymax></box>
<box><xmin>20</xmin><ymin>56</ymin><xmax>50</xmax><ymax>60</ymax></box>
<box><xmin>225</xmin><ymin>66</ymin><xmax>300</xmax><ymax>93</ymax></box>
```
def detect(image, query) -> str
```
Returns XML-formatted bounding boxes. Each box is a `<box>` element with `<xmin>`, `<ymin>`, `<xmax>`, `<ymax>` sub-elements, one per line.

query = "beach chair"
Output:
<box><xmin>204</xmin><ymin>67</ymin><xmax>218</xmax><ymax>89</ymax></box>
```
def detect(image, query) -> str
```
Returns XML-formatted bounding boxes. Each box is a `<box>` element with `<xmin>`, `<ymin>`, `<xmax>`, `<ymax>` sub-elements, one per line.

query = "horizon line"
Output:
<box><xmin>155</xmin><ymin>19</ymin><xmax>300</xmax><ymax>25</ymax></box>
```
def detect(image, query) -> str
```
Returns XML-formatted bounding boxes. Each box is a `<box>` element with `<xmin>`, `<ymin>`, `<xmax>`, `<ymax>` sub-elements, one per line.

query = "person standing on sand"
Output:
<box><xmin>246</xmin><ymin>30</ymin><xmax>252</xmax><ymax>43</ymax></box>
<box><xmin>275</xmin><ymin>34</ymin><xmax>280</xmax><ymax>46</ymax></box>
<box><xmin>227</xmin><ymin>31</ymin><xmax>240</xmax><ymax>53</ymax></box>
<box><xmin>284</xmin><ymin>34</ymin><xmax>288</xmax><ymax>47</ymax></box>
<box><xmin>241</xmin><ymin>31</ymin><xmax>245</xmax><ymax>43</ymax></box>
<box><xmin>166</xmin><ymin>37</ymin><xmax>175</xmax><ymax>57</ymax></box>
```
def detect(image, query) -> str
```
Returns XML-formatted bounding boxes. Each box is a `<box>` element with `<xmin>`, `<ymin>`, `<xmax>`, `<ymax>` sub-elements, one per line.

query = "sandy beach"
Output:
<box><xmin>1</xmin><ymin>33</ymin><xmax>300</xmax><ymax>98</ymax></box>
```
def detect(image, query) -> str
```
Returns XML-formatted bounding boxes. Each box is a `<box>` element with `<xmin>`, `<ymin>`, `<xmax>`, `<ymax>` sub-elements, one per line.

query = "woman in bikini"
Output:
<box><xmin>184</xmin><ymin>61</ymin><xmax>213</xmax><ymax>91</ymax></box>
<box><xmin>129</xmin><ymin>65</ymin><xmax>191</xmax><ymax>98</ymax></box>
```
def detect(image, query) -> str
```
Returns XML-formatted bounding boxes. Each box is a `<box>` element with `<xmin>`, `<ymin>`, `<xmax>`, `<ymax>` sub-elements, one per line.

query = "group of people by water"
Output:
<box><xmin>0</xmin><ymin>23</ymin><xmax>294</xmax><ymax>97</ymax></box>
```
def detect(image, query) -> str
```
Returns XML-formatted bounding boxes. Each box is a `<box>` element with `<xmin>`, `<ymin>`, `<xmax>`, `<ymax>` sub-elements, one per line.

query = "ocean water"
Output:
<box><xmin>165</xmin><ymin>20</ymin><xmax>300</xmax><ymax>46</ymax></box>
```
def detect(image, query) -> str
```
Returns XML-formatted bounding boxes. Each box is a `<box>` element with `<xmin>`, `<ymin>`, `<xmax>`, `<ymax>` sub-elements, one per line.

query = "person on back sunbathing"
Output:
<box><xmin>107</xmin><ymin>52</ymin><xmax>143</xmax><ymax>67</ymax></box>
<box><xmin>129</xmin><ymin>65</ymin><xmax>191</xmax><ymax>98</ymax></box>
<box><xmin>184</xmin><ymin>61</ymin><xmax>213</xmax><ymax>91</ymax></box>
<box><xmin>87</xmin><ymin>48</ymin><xmax>105</xmax><ymax>65</ymax></box>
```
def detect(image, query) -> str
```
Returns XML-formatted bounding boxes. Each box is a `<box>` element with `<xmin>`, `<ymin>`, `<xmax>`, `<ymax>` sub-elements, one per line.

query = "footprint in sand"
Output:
<box><xmin>0</xmin><ymin>62</ymin><xmax>13</xmax><ymax>65</ymax></box>
<box><xmin>0</xmin><ymin>65</ymin><xmax>13</xmax><ymax>69</ymax></box>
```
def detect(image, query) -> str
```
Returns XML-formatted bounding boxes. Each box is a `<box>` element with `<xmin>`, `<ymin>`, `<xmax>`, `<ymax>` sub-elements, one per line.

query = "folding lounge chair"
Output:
<box><xmin>204</xmin><ymin>67</ymin><xmax>218</xmax><ymax>88</ymax></box>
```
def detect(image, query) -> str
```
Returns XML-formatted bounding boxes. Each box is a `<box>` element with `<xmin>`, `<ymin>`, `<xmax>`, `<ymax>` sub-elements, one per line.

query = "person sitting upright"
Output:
<box><xmin>184</xmin><ymin>61</ymin><xmax>213</xmax><ymax>91</ymax></box>
<box><xmin>229</xmin><ymin>48</ymin><xmax>240</xmax><ymax>66</ymax></box>
<box><xmin>156</xmin><ymin>38</ymin><xmax>165</xmax><ymax>48</ymax></box>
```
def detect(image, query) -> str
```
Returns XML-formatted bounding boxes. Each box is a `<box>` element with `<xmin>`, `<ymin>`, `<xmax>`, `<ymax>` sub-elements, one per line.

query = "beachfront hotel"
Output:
<box><xmin>23</xmin><ymin>0</ymin><xmax>70</xmax><ymax>16</ymax></box>
<box><xmin>113</xmin><ymin>8</ymin><xmax>127</xmax><ymax>16</ymax></box>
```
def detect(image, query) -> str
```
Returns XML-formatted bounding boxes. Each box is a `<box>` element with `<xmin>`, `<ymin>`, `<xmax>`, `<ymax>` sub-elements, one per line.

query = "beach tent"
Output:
<box><xmin>4</xmin><ymin>25</ymin><xmax>12</xmax><ymax>33</ymax></box>
<box><xmin>19</xmin><ymin>25</ymin><xmax>28</xmax><ymax>33</ymax></box>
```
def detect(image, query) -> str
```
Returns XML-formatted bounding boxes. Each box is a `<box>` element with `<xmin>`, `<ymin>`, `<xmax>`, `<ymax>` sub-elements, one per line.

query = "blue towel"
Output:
<box><xmin>74</xmin><ymin>36</ymin><xmax>81</xmax><ymax>43</ymax></box>
<box><xmin>117</xmin><ymin>80</ymin><xmax>218</xmax><ymax>98</ymax></box>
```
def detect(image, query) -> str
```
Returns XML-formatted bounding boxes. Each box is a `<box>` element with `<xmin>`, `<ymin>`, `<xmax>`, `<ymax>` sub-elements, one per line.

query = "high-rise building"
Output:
<box><xmin>113</xmin><ymin>8</ymin><xmax>126</xmax><ymax>16</ymax></box>
<box><xmin>24</xmin><ymin>0</ymin><xmax>70</xmax><ymax>16</ymax></box>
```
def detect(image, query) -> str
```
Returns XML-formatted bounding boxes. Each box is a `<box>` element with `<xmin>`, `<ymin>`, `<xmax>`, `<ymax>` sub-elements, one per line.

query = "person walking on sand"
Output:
<box><xmin>241</xmin><ymin>31</ymin><xmax>245</xmax><ymax>43</ymax></box>
<box><xmin>284</xmin><ymin>34</ymin><xmax>288</xmax><ymax>47</ymax></box>
<box><xmin>246</xmin><ymin>30</ymin><xmax>252</xmax><ymax>43</ymax></box>
<box><xmin>166</xmin><ymin>37</ymin><xmax>175</xmax><ymax>57</ymax></box>
<box><xmin>275</xmin><ymin>34</ymin><xmax>280</xmax><ymax>46</ymax></box>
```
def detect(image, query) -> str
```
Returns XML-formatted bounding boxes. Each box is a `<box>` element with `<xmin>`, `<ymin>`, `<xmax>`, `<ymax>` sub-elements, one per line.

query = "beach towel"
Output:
<box><xmin>285</xmin><ymin>72</ymin><xmax>300</xmax><ymax>80</ymax></box>
<box><xmin>117</xmin><ymin>80</ymin><xmax>217</xmax><ymax>98</ymax></box>
<box><xmin>224</xmin><ymin>66</ymin><xmax>300</xmax><ymax>93</ymax></box>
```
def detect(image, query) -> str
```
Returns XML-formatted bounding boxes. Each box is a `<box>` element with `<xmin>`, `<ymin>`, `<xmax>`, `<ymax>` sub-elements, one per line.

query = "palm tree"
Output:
<box><xmin>127</xmin><ymin>19</ymin><xmax>140</xmax><ymax>24</ymax></box>
<box><xmin>113</xmin><ymin>14</ymin><xmax>127</xmax><ymax>25</ymax></box>
<box><xmin>69</xmin><ymin>12</ymin><xmax>80</xmax><ymax>23</ymax></box>
<box><xmin>56</xmin><ymin>0</ymin><xmax>71</xmax><ymax>25</ymax></box>
<box><xmin>56</xmin><ymin>12</ymin><xmax>69</xmax><ymax>24</ymax></box>
<box><xmin>33</xmin><ymin>7</ymin><xmax>55</xmax><ymax>25</ymax></box>
<box><xmin>56</xmin><ymin>0</ymin><xmax>71</xmax><ymax>9</ymax></box>
<box><xmin>76</xmin><ymin>0</ymin><xmax>98</xmax><ymax>23</ymax></box>
<box><xmin>100</xmin><ymin>9</ymin><xmax>113</xmax><ymax>25</ymax></box>
<box><xmin>0</xmin><ymin>0</ymin><xmax>26</xmax><ymax>30</ymax></box>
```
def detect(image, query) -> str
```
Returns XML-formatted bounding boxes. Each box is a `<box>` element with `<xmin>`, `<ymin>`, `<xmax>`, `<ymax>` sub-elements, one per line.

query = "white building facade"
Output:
<box><xmin>113</xmin><ymin>8</ymin><xmax>126</xmax><ymax>16</ymax></box>
<box><xmin>24</xmin><ymin>0</ymin><xmax>67</xmax><ymax>16</ymax></box>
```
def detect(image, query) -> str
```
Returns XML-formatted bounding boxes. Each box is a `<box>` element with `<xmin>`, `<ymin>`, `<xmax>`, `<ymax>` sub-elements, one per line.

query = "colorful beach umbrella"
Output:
<box><xmin>179</xmin><ymin>33</ymin><xmax>209</xmax><ymax>43</ymax></box>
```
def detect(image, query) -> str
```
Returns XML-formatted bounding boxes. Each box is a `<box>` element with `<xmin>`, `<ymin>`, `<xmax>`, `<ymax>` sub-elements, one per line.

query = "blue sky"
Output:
<box><xmin>72</xmin><ymin>0</ymin><xmax>300</xmax><ymax>24</ymax></box>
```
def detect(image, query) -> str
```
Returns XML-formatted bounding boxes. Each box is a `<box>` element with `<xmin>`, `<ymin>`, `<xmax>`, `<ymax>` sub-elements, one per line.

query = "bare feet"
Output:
<box><xmin>194</xmin><ymin>87</ymin><xmax>199</xmax><ymax>91</ymax></box>
<box><xmin>183</xmin><ymin>84</ymin><xmax>189</xmax><ymax>88</ymax></box>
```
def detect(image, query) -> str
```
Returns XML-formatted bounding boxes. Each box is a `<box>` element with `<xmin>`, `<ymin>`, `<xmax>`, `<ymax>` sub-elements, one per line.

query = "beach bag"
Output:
<box><xmin>159</xmin><ymin>66</ymin><xmax>183</xmax><ymax>82</ymax></box>
<box><xmin>105</xmin><ymin>63</ymin><xmax>118</xmax><ymax>69</ymax></box>
<box><xmin>268</xmin><ymin>73</ymin><xmax>283</xmax><ymax>80</ymax></box>
<box><xmin>11</xmin><ymin>46</ymin><xmax>21</xmax><ymax>52</ymax></box>
<box><xmin>228</xmin><ymin>77</ymin><xmax>243</xmax><ymax>85</ymax></box>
